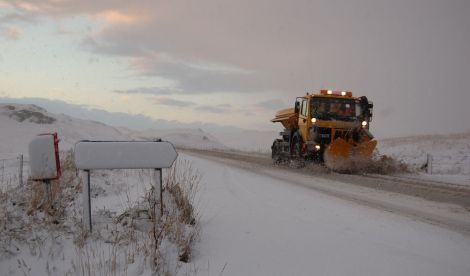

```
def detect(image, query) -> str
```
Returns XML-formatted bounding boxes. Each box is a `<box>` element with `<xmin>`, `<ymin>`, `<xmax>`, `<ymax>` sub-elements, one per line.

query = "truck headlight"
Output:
<box><xmin>361</xmin><ymin>121</ymin><xmax>368</xmax><ymax>127</ymax></box>
<box><xmin>315</xmin><ymin>144</ymin><xmax>321</xmax><ymax>151</ymax></box>
<box><xmin>311</xmin><ymin>118</ymin><xmax>317</xmax><ymax>123</ymax></box>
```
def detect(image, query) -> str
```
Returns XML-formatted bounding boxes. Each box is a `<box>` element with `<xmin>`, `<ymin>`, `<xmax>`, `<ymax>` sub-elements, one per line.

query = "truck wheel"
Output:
<box><xmin>271</xmin><ymin>140</ymin><xmax>280</xmax><ymax>161</ymax></box>
<box><xmin>291</xmin><ymin>134</ymin><xmax>302</xmax><ymax>159</ymax></box>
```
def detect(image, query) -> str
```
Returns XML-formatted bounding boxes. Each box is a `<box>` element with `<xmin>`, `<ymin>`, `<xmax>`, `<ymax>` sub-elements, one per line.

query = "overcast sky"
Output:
<box><xmin>1</xmin><ymin>0</ymin><xmax>469</xmax><ymax>138</ymax></box>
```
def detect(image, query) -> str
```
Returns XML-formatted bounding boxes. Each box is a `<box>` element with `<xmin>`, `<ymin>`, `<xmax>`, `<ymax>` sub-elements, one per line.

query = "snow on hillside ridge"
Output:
<box><xmin>0</xmin><ymin>103</ymin><xmax>230</xmax><ymax>159</ymax></box>
<box><xmin>0</xmin><ymin>103</ymin><xmax>130</xmax><ymax>157</ymax></box>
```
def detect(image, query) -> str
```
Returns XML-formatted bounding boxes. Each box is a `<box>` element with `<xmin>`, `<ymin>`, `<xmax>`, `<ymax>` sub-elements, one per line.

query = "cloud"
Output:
<box><xmin>16</xmin><ymin>2</ymin><xmax>40</xmax><ymax>11</ymax></box>
<box><xmin>0</xmin><ymin>11</ymin><xmax>39</xmax><ymax>25</ymax></box>
<box><xmin>108</xmin><ymin>53</ymin><xmax>264</xmax><ymax>95</ymax></box>
<box><xmin>155</xmin><ymin>97</ymin><xmax>195</xmax><ymax>107</ymax></box>
<box><xmin>84</xmin><ymin>42</ymin><xmax>266</xmax><ymax>94</ymax></box>
<box><xmin>133</xmin><ymin>58</ymin><xmax>263</xmax><ymax>94</ymax></box>
<box><xmin>195</xmin><ymin>104</ymin><xmax>233</xmax><ymax>114</ymax></box>
<box><xmin>255</xmin><ymin>99</ymin><xmax>286</xmax><ymax>111</ymax></box>
<box><xmin>96</xmin><ymin>10</ymin><xmax>140</xmax><ymax>25</ymax></box>
<box><xmin>2</xmin><ymin>26</ymin><xmax>22</xmax><ymax>40</ymax></box>
<box><xmin>114</xmin><ymin>87</ymin><xmax>181</xmax><ymax>95</ymax></box>
<box><xmin>1</xmin><ymin>1</ymin><xmax>470</xmax><ymax>137</ymax></box>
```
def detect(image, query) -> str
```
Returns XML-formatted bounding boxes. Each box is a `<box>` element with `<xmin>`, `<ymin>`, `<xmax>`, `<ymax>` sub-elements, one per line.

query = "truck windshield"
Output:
<box><xmin>311</xmin><ymin>97</ymin><xmax>358</xmax><ymax>121</ymax></box>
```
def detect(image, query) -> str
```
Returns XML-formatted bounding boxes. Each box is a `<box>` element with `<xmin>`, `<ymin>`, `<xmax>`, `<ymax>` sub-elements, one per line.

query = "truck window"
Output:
<box><xmin>311</xmin><ymin>97</ymin><xmax>357</xmax><ymax>120</ymax></box>
<box><xmin>301</xmin><ymin>100</ymin><xmax>308</xmax><ymax>116</ymax></box>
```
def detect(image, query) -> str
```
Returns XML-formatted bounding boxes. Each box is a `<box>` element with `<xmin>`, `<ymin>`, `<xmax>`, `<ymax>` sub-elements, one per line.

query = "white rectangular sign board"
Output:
<box><xmin>74</xmin><ymin>141</ymin><xmax>178</xmax><ymax>170</ymax></box>
<box><xmin>29</xmin><ymin>135</ymin><xmax>59</xmax><ymax>180</ymax></box>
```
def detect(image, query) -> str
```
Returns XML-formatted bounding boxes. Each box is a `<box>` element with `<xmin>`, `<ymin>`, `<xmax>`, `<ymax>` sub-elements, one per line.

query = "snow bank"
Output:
<box><xmin>378</xmin><ymin>132</ymin><xmax>470</xmax><ymax>175</ymax></box>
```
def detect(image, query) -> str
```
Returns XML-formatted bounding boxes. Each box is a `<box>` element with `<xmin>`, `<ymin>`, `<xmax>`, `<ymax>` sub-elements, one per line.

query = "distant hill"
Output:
<box><xmin>2</xmin><ymin>102</ymin><xmax>468</xmax><ymax>175</ymax></box>
<box><xmin>0</xmin><ymin>103</ymin><xmax>130</xmax><ymax>157</ymax></box>
<box><xmin>0</xmin><ymin>103</ymin><xmax>230</xmax><ymax>158</ymax></box>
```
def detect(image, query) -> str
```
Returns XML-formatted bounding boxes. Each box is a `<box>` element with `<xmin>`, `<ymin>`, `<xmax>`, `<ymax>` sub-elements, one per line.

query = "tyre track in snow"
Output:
<box><xmin>182</xmin><ymin>149</ymin><xmax>470</xmax><ymax>236</ymax></box>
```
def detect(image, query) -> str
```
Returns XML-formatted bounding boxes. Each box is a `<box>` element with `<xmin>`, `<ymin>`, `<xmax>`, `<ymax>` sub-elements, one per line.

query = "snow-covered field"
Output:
<box><xmin>1</xmin><ymin>103</ymin><xmax>470</xmax><ymax>275</ymax></box>
<box><xmin>379</xmin><ymin>133</ymin><xmax>470</xmax><ymax>174</ymax></box>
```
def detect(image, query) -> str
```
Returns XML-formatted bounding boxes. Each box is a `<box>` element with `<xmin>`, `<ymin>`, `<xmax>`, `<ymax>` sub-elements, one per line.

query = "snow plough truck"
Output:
<box><xmin>271</xmin><ymin>90</ymin><xmax>377</xmax><ymax>167</ymax></box>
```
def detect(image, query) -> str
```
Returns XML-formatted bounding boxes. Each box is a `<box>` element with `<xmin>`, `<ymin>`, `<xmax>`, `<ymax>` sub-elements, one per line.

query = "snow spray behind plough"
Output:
<box><xmin>271</xmin><ymin>90</ymin><xmax>377</xmax><ymax>171</ymax></box>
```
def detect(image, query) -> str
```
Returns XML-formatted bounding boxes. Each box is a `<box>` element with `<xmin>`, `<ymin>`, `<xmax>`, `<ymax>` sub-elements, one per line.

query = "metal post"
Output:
<box><xmin>155</xmin><ymin>168</ymin><xmax>163</xmax><ymax>217</ymax></box>
<box><xmin>159</xmin><ymin>168</ymin><xmax>163</xmax><ymax>217</ymax></box>
<box><xmin>83</xmin><ymin>170</ymin><xmax>92</xmax><ymax>232</ymax></box>
<box><xmin>427</xmin><ymin>154</ymin><xmax>433</xmax><ymax>174</ymax></box>
<box><xmin>18</xmin><ymin>154</ymin><xmax>23</xmax><ymax>186</ymax></box>
<box><xmin>45</xmin><ymin>179</ymin><xmax>52</xmax><ymax>209</ymax></box>
<box><xmin>1</xmin><ymin>159</ymin><xmax>4</xmax><ymax>185</ymax></box>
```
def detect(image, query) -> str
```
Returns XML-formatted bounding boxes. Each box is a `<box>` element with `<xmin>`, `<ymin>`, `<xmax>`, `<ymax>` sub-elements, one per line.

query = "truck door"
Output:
<box><xmin>298</xmin><ymin>98</ymin><xmax>309</xmax><ymax>142</ymax></box>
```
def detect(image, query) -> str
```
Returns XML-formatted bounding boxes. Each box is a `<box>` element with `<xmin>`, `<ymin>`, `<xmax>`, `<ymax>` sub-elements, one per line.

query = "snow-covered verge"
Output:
<box><xmin>378</xmin><ymin>132</ymin><xmax>470</xmax><ymax>175</ymax></box>
<box><xmin>0</xmin><ymin>151</ymin><xmax>199</xmax><ymax>275</ymax></box>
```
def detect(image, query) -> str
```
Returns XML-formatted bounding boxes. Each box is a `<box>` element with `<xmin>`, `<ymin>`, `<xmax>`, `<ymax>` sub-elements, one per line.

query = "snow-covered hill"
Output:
<box><xmin>0</xmin><ymin>104</ymin><xmax>229</xmax><ymax>157</ymax></box>
<box><xmin>0</xmin><ymin>104</ymin><xmax>130</xmax><ymax>158</ymax></box>
<box><xmin>2</xmin><ymin>102</ymin><xmax>468</xmax><ymax>176</ymax></box>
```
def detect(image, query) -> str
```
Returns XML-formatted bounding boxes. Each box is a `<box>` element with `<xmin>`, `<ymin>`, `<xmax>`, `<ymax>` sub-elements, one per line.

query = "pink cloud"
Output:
<box><xmin>96</xmin><ymin>10</ymin><xmax>141</xmax><ymax>25</ymax></box>
<box><xmin>3</xmin><ymin>27</ymin><xmax>22</xmax><ymax>40</ymax></box>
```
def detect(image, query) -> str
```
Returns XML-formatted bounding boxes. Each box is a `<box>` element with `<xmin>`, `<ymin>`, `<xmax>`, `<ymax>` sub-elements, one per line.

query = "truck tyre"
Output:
<box><xmin>271</xmin><ymin>139</ymin><xmax>280</xmax><ymax>161</ymax></box>
<box><xmin>291</xmin><ymin>133</ymin><xmax>302</xmax><ymax>159</ymax></box>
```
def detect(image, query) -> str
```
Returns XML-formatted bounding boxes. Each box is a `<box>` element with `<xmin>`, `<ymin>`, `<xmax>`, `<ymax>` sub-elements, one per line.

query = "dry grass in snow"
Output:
<box><xmin>0</xmin><ymin>151</ymin><xmax>200</xmax><ymax>275</ymax></box>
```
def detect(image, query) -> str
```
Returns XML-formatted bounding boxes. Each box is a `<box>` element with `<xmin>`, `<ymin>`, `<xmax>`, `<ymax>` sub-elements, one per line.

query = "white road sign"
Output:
<box><xmin>74</xmin><ymin>141</ymin><xmax>178</xmax><ymax>170</ymax></box>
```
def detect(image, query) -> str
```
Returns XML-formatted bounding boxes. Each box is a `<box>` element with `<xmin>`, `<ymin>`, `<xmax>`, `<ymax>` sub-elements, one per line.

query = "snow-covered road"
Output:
<box><xmin>182</xmin><ymin>154</ymin><xmax>470</xmax><ymax>276</ymax></box>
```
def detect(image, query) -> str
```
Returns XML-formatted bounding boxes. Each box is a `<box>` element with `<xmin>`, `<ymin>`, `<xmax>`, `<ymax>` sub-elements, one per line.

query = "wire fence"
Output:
<box><xmin>0</xmin><ymin>155</ymin><xmax>28</xmax><ymax>192</ymax></box>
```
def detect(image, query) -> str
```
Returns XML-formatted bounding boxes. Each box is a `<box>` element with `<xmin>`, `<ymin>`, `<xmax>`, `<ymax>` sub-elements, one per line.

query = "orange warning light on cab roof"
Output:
<box><xmin>319</xmin><ymin>90</ymin><xmax>353</xmax><ymax>97</ymax></box>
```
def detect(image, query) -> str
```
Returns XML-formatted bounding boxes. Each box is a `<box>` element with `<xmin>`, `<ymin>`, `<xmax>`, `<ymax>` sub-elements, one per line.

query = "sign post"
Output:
<box><xmin>18</xmin><ymin>154</ymin><xmax>23</xmax><ymax>186</ymax></box>
<box><xmin>83</xmin><ymin>170</ymin><xmax>92</xmax><ymax>232</ymax></box>
<box><xmin>74</xmin><ymin>141</ymin><xmax>178</xmax><ymax>232</ymax></box>
<box><xmin>155</xmin><ymin>168</ymin><xmax>163</xmax><ymax>217</ymax></box>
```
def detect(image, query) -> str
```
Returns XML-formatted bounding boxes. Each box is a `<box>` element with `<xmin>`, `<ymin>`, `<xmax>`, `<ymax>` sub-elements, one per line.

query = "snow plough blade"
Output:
<box><xmin>324</xmin><ymin>138</ymin><xmax>377</xmax><ymax>172</ymax></box>
<box><xmin>355</xmin><ymin>140</ymin><xmax>377</xmax><ymax>157</ymax></box>
<box><xmin>325</xmin><ymin>138</ymin><xmax>352</xmax><ymax>159</ymax></box>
